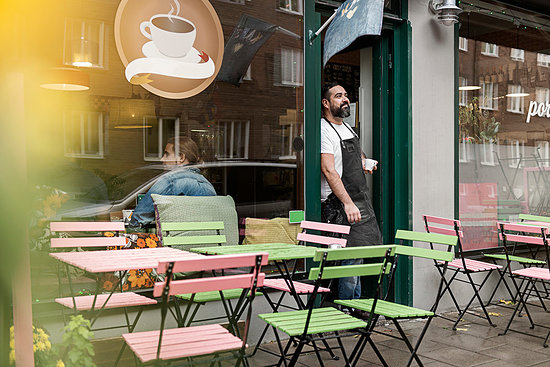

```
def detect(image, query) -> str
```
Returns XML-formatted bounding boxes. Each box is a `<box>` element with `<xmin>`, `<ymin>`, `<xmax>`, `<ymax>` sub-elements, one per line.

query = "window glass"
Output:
<box><xmin>27</xmin><ymin>0</ymin><xmax>304</xmax><ymax>228</ymax></box>
<box><xmin>458</xmin><ymin>7</ymin><xmax>550</xmax><ymax>251</ymax></box>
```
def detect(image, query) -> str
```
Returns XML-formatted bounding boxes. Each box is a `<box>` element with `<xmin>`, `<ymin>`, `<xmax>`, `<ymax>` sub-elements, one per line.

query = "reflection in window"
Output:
<box><xmin>480</xmin><ymin>140</ymin><xmax>496</xmax><ymax>166</ymax></box>
<box><xmin>480</xmin><ymin>82</ymin><xmax>497</xmax><ymax>110</ymax></box>
<box><xmin>537</xmin><ymin>53</ymin><xmax>550</xmax><ymax>67</ymax></box>
<box><xmin>459</xmin><ymin>77</ymin><xmax>468</xmax><ymax>106</ymax></box>
<box><xmin>459</xmin><ymin>137</ymin><xmax>472</xmax><ymax>163</ymax></box>
<box><xmin>242</xmin><ymin>65</ymin><xmax>252</xmax><ymax>81</ymax></box>
<box><xmin>507</xmin><ymin>85</ymin><xmax>525</xmax><ymax>113</ymax></box>
<box><xmin>508</xmin><ymin>139</ymin><xmax>524</xmax><ymax>168</ymax></box>
<box><xmin>143</xmin><ymin>117</ymin><xmax>179</xmax><ymax>161</ymax></box>
<box><xmin>481</xmin><ymin>43</ymin><xmax>498</xmax><ymax>57</ymax></box>
<box><xmin>63</xmin><ymin>18</ymin><xmax>105</xmax><ymax>68</ymax></box>
<box><xmin>459</xmin><ymin>37</ymin><xmax>468</xmax><ymax>52</ymax></box>
<box><xmin>536</xmin><ymin>87</ymin><xmax>550</xmax><ymax>103</ymax></box>
<box><xmin>215</xmin><ymin>120</ymin><xmax>250</xmax><ymax>159</ymax></box>
<box><xmin>536</xmin><ymin>141</ymin><xmax>550</xmax><ymax>167</ymax></box>
<box><xmin>280</xmin><ymin>48</ymin><xmax>303</xmax><ymax>86</ymax></box>
<box><xmin>278</xmin><ymin>0</ymin><xmax>302</xmax><ymax>14</ymax></box>
<box><xmin>510</xmin><ymin>48</ymin><xmax>524</xmax><ymax>62</ymax></box>
<box><xmin>64</xmin><ymin>111</ymin><xmax>104</xmax><ymax>158</ymax></box>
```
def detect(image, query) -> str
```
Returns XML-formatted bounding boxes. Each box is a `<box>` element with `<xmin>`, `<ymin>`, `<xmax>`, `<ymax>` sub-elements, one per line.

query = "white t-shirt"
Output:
<box><xmin>320</xmin><ymin>118</ymin><xmax>357</xmax><ymax>201</ymax></box>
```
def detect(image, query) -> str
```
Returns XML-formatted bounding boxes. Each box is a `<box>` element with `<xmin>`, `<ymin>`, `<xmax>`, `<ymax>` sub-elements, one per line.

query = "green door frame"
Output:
<box><xmin>304</xmin><ymin>2</ymin><xmax>413</xmax><ymax>305</ymax></box>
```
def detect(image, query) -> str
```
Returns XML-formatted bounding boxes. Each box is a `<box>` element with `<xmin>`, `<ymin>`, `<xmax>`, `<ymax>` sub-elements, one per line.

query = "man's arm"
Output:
<box><xmin>321</xmin><ymin>153</ymin><xmax>361</xmax><ymax>223</ymax></box>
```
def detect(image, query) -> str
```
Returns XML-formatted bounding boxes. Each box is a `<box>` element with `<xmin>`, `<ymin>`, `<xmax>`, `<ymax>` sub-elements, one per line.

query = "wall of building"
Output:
<box><xmin>409</xmin><ymin>0</ymin><xmax>458</xmax><ymax>310</ymax></box>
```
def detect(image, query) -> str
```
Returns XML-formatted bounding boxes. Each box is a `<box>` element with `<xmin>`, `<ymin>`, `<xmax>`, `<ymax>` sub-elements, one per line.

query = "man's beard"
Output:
<box><xmin>331</xmin><ymin>103</ymin><xmax>351</xmax><ymax>118</ymax></box>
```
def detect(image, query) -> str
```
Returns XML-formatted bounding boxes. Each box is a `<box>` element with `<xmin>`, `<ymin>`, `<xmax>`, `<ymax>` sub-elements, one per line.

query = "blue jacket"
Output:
<box><xmin>129</xmin><ymin>166</ymin><xmax>216</xmax><ymax>227</ymax></box>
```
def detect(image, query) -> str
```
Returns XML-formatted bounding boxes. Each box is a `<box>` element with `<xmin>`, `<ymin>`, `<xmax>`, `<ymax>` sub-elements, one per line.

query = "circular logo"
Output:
<box><xmin>114</xmin><ymin>0</ymin><xmax>224</xmax><ymax>99</ymax></box>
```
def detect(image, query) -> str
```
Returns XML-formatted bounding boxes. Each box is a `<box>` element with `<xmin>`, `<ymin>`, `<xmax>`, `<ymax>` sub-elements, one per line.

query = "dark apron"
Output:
<box><xmin>327</xmin><ymin>122</ymin><xmax>382</xmax><ymax>247</ymax></box>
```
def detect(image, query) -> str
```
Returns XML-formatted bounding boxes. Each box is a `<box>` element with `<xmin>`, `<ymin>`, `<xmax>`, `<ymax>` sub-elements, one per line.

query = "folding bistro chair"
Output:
<box><xmin>258</xmin><ymin>245</ymin><xmax>395</xmax><ymax>367</ymax></box>
<box><xmin>423</xmin><ymin>215</ymin><xmax>506</xmax><ymax>330</ymax></box>
<box><xmin>336</xmin><ymin>230</ymin><xmax>456</xmax><ymax>367</ymax></box>
<box><xmin>254</xmin><ymin>220</ymin><xmax>349</xmax><ymax>358</ymax></box>
<box><xmin>122</xmin><ymin>252</ymin><xmax>267</xmax><ymax>366</ymax></box>
<box><xmin>50</xmin><ymin>222</ymin><xmax>157</xmax><ymax>330</ymax></box>
<box><xmin>157</xmin><ymin>221</ymin><xmax>262</xmax><ymax>327</ymax></box>
<box><xmin>498</xmin><ymin>222</ymin><xmax>550</xmax><ymax>346</ymax></box>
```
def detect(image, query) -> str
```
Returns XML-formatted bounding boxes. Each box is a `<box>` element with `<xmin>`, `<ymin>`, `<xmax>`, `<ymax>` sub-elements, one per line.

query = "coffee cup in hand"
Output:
<box><xmin>140</xmin><ymin>14</ymin><xmax>196</xmax><ymax>58</ymax></box>
<box><xmin>363</xmin><ymin>158</ymin><xmax>378</xmax><ymax>171</ymax></box>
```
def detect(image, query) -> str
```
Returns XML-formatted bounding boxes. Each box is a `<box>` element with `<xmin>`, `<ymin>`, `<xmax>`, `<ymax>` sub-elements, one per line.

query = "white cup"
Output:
<box><xmin>140</xmin><ymin>14</ymin><xmax>196</xmax><ymax>58</ymax></box>
<box><xmin>363</xmin><ymin>158</ymin><xmax>378</xmax><ymax>171</ymax></box>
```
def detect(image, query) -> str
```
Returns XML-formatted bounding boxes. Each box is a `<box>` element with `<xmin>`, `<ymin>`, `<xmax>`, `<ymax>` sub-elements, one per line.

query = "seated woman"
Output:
<box><xmin>129</xmin><ymin>136</ymin><xmax>216</xmax><ymax>228</ymax></box>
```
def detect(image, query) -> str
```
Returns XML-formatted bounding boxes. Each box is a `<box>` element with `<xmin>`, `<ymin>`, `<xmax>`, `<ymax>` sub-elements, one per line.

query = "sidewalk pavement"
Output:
<box><xmin>95</xmin><ymin>300</ymin><xmax>550</xmax><ymax>366</ymax></box>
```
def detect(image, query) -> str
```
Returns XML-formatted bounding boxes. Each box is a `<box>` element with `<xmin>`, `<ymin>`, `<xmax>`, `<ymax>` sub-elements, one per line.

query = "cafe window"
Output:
<box><xmin>215</xmin><ymin>120</ymin><xmax>250</xmax><ymax>159</ymax></box>
<box><xmin>481</xmin><ymin>43</ymin><xmax>498</xmax><ymax>57</ymax></box>
<box><xmin>279</xmin><ymin>48</ymin><xmax>303</xmax><ymax>86</ymax></box>
<box><xmin>510</xmin><ymin>48</ymin><xmax>524</xmax><ymax>62</ymax></box>
<box><xmin>480</xmin><ymin>82</ymin><xmax>497</xmax><ymax>110</ymax></box>
<box><xmin>459</xmin><ymin>37</ymin><xmax>468</xmax><ymax>52</ymax></box>
<box><xmin>507</xmin><ymin>85</ymin><xmax>525</xmax><ymax>114</ymax></box>
<box><xmin>459</xmin><ymin>137</ymin><xmax>472</xmax><ymax>163</ymax></box>
<box><xmin>143</xmin><ymin>117</ymin><xmax>179</xmax><ymax>161</ymax></box>
<box><xmin>536</xmin><ymin>87</ymin><xmax>550</xmax><ymax>103</ymax></box>
<box><xmin>278</xmin><ymin>0</ymin><xmax>302</xmax><ymax>14</ymax></box>
<box><xmin>63</xmin><ymin>18</ymin><xmax>106</xmax><ymax>69</ymax></box>
<box><xmin>537</xmin><ymin>53</ymin><xmax>550</xmax><ymax>67</ymax></box>
<box><xmin>63</xmin><ymin>111</ymin><xmax>104</xmax><ymax>158</ymax></box>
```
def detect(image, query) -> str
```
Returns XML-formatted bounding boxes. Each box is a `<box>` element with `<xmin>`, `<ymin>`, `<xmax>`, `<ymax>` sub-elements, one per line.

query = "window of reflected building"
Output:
<box><xmin>458</xmin><ymin>4</ymin><xmax>550</xmax><ymax>251</ymax></box>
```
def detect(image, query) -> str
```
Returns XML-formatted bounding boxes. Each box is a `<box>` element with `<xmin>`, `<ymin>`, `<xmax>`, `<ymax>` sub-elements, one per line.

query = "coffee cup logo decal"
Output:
<box><xmin>114</xmin><ymin>0</ymin><xmax>224</xmax><ymax>99</ymax></box>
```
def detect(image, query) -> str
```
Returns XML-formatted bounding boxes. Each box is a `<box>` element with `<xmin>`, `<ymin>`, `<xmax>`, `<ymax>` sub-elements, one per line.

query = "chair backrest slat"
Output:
<box><xmin>395</xmin><ymin>230</ymin><xmax>458</xmax><ymax>246</ymax></box>
<box><xmin>163</xmin><ymin>235</ymin><xmax>227</xmax><ymax>247</ymax></box>
<box><xmin>498</xmin><ymin>233</ymin><xmax>546</xmax><ymax>246</ymax></box>
<box><xmin>160</xmin><ymin>221</ymin><xmax>225</xmax><ymax>231</ymax></box>
<box><xmin>309</xmin><ymin>263</ymin><xmax>389</xmax><ymax>280</ymax></box>
<box><xmin>157</xmin><ymin>252</ymin><xmax>269</xmax><ymax>273</ymax></box>
<box><xmin>313</xmin><ymin>245</ymin><xmax>395</xmax><ymax>262</ymax></box>
<box><xmin>300</xmin><ymin>220</ymin><xmax>350</xmax><ymax>235</ymax></box>
<box><xmin>297</xmin><ymin>233</ymin><xmax>347</xmax><ymax>247</ymax></box>
<box><xmin>519</xmin><ymin>213</ymin><xmax>550</xmax><ymax>223</ymax></box>
<box><xmin>499</xmin><ymin>222</ymin><xmax>548</xmax><ymax>234</ymax></box>
<box><xmin>425</xmin><ymin>225</ymin><xmax>464</xmax><ymax>238</ymax></box>
<box><xmin>50</xmin><ymin>222</ymin><xmax>125</xmax><ymax>232</ymax></box>
<box><xmin>422</xmin><ymin>215</ymin><xmax>461</xmax><ymax>227</ymax></box>
<box><xmin>50</xmin><ymin>237</ymin><xmax>127</xmax><ymax>248</ymax></box>
<box><xmin>153</xmin><ymin>273</ymin><xmax>266</xmax><ymax>297</ymax></box>
<box><xmin>395</xmin><ymin>245</ymin><xmax>454</xmax><ymax>262</ymax></box>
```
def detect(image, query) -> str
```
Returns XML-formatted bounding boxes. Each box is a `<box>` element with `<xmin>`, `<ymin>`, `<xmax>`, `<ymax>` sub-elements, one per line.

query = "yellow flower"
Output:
<box><xmin>33</xmin><ymin>344</ymin><xmax>37</xmax><ymax>352</ymax></box>
<box><xmin>36</xmin><ymin>341</ymin><xmax>46</xmax><ymax>351</ymax></box>
<box><xmin>45</xmin><ymin>339</ymin><xmax>52</xmax><ymax>350</ymax></box>
<box><xmin>56</xmin><ymin>360</ymin><xmax>65</xmax><ymax>367</ymax></box>
<box><xmin>9</xmin><ymin>349</ymin><xmax>15</xmax><ymax>364</ymax></box>
<box><xmin>145</xmin><ymin>237</ymin><xmax>157</xmax><ymax>248</ymax></box>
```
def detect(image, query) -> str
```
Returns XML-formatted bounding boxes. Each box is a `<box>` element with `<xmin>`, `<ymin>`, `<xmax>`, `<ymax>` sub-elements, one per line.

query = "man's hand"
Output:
<box><xmin>344</xmin><ymin>201</ymin><xmax>361</xmax><ymax>223</ymax></box>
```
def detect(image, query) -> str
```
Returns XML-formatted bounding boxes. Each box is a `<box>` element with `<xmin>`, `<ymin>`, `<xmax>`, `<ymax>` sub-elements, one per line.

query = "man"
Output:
<box><xmin>320</xmin><ymin>82</ymin><xmax>382</xmax><ymax>300</ymax></box>
<box><xmin>129</xmin><ymin>136</ymin><xmax>216</xmax><ymax>228</ymax></box>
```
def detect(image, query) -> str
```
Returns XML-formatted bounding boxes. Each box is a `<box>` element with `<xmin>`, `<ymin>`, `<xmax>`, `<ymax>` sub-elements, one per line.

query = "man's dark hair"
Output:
<box><xmin>321</xmin><ymin>81</ymin><xmax>342</xmax><ymax>101</ymax></box>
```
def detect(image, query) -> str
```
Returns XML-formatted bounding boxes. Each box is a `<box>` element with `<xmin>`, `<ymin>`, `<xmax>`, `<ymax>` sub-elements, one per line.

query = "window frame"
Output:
<box><xmin>510</xmin><ymin>48</ymin><xmax>524</xmax><ymax>62</ymax></box>
<box><xmin>143</xmin><ymin>117</ymin><xmax>180</xmax><ymax>161</ymax></box>
<box><xmin>215</xmin><ymin>119</ymin><xmax>250</xmax><ymax>160</ymax></box>
<box><xmin>480</xmin><ymin>82</ymin><xmax>498</xmax><ymax>110</ymax></box>
<box><xmin>481</xmin><ymin>43</ymin><xmax>499</xmax><ymax>57</ymax></box>
<box><xmin>279</xmin><ymin>47</ymin><xmax>303</xmax><ymax>87</ymax></box>
<box><xmin>506</xmin><ymin>85</ymin><xmax>525</xmax><ymax>114</ymax></box>
<box><xmin>537</xmin><ymin>53</ymin><xmax>550</xmax><ymax>67</ymax></box>
<box><xmin>277</xmin><ymin>0</ymin><xmax>303</xmax><ymax>15</ymax></box>
<box><xmin>459</xmin><ymin>37</ymin><xmax>468</xmax><ymax>52</ymax></box>
<box><xmin>63</xmin><ymin>111</ymin><xmax>105</xmax><ymax>159</ymax></box>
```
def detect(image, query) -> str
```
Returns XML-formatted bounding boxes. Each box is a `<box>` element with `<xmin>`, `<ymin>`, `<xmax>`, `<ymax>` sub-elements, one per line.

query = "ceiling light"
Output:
<box><xmin>40</xmin><ymin>67</ymin><xmax>90</xmax><ymax>91</ymax></box>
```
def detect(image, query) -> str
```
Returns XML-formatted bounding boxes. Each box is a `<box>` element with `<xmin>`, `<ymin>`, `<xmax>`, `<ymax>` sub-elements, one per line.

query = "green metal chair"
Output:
<box><xmin>335</xmin><ymin>230</ymin><xmax>456</xmax><ymax>367</ymax></box>
<box><xmin>258</xmin><ymin>245</ymin><xmax>396</xmax><ymax>367</ymax></box>
<box><xmin>158</xmin><ymin>221</ymin><xmax>262</xmax><ymax>326</ymax></box>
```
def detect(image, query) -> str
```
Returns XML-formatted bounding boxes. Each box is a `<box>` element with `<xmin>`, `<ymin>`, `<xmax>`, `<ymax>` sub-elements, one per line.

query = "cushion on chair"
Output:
<box><xmin>242</xmin><ymin>217</ymin><xmax>300</xmax><ymax>245</ymax></box>
<box><xmin>152</xmin><ymin>195</ymin><xmax>239</xmax><ymax>246</ymax></box>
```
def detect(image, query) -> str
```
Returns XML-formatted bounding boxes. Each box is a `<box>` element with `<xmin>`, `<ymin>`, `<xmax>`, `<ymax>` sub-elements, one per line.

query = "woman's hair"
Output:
<box><xmin>167</xmin><ymin>136</ymin><xmax>201</xmax><ymax>164</ymax></box>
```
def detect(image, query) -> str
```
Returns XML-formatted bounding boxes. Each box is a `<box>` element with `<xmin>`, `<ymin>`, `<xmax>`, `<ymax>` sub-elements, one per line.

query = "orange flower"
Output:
<box><xmin>149</xmin><ymin>234</ymin><xmax>159</xmax><ymax>242</ymax></box>
<box><xmin>122</xmin><ymin>283</ymin><xmax>129</xmax><ymax>291</ymax></box>
<box><xmin>103</xmin><ymin>280</ymin><xmax>113</xmax><ymax>291</ymax></box>
<box><xmin>127</xmin><ymin>269</ymin><xmax>152</xmax><ymax>288</ymax></box>
<box><xmin>145</xmin><ymin>237</ymin><xmax>157</xmax><ymax>248</ymax></box>
<box><xmin>104</xmin><ymin>232</ymin><xmax>115</xmax><ymax>237</ymax></box>
<box><xmin>136</xmin><ymin>238</ymin><xmax>146</xmax><ymax>248</ymax></box>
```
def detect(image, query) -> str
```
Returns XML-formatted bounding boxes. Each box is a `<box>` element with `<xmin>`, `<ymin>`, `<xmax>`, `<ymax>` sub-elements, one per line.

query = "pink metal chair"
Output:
<box><xmin>423</xmin><ymin>215</ymin><xmax>506</xmax><ymax>330</ymax></box>
<box><xmin>122</xmin><ymin>252</ymin><xmax>268</xmax><ymax>366</ymax></box>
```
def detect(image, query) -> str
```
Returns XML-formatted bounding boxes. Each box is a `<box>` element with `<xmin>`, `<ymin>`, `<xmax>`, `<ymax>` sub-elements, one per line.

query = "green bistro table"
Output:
<box><xmin>190</xmin><ymin>243</ymin><xmax>320</xmax><ymax>309</ymax></box>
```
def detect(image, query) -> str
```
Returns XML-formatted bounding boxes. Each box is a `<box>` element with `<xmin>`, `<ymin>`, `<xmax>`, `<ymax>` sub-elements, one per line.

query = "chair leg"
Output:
<box><xmin>392</xmin><ymin>319</ymin><xmax>424</xmax><ymax>367</ymax></box>
<box><xmin>500</xmin><ymin>278</ymin><xmax>535</xmax><ymax>336</ymax></box>
<box><xmin>405</xmin><ymin>317</ymin><xmax>434</xmax><ymax>367</ymax></box>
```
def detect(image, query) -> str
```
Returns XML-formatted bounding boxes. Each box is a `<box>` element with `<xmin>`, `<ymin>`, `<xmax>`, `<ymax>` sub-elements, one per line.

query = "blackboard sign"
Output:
<box><xmin>323</xmin><ymin>62</ymin><xmax>360</xmax><ymax>103</ymax></box>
